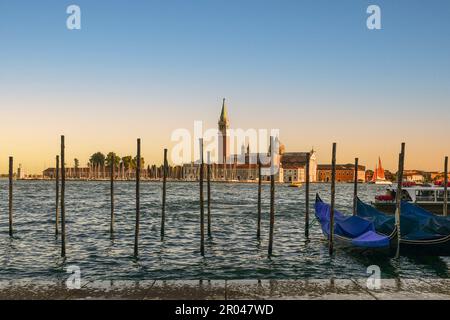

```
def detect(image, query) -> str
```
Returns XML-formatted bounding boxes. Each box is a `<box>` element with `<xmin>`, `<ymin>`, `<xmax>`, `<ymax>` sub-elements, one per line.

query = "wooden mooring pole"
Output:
<box><xmin>134</xmin><ymin>138</ymin><xmax>141</xmax><ymax>258</ymax></box>
<box><xmin>268</xmin><ymin>136</ymin><xmax>275</xmax><ymax>256</ymax></box>
<box><xmin>257</xmin><ymin>158</ymin><xmax>262</xmax><ymax>239</ymax></box>
<box><xmin>207</xmin><ymin>151</ymin><xmax>211</xmax><ymax>238</ymax></box>
<box><xmin>329</xmin><ymin>143</ymin><xmax>336</xmax><ymax>255</ymax></box>
<box><xmin>61</xmin><ymin>135</ymin><xmax>66</xmax><ymax>258</ymax></box>
<box><xmin>353</xmin><ymin>157</ymin><xmax>359</xmax><ymax>216</ymax></box>
<box><xmin>395</xmin><ymin>143</ymin><xmax>406</xmax><ymax>258</ymax></box>
<box><xmin>444</xmin><ymin>156</ymin><xmax>448</xmax><ymax>216</ymax></box>
<box><xmin>161</xmin><ymin>148</ymin><xmax>168</xmax><ymax>240</ymax></box>
<box><xmin>305</xmin><ymin>152</ymin><xmax>310</xmax><ymax>238</ymax></box>
<box><xmin>199</xmin><ymin>139</ymin><xmax>205</xmax><ymax>256</ymax></box>
<box><xmin>8</xmin><ymin>156</ymin><xmax>13</xmax><ymax>237</ymax></box>
<box><xmin>55</xmin><ymin>155</ymin><xmax>59</xmax><ymax>236</ymax></box>
<box><xmin>110</xmin><ymin>153</ymin><xmax>115</xmax><ymax>235</ymax></box>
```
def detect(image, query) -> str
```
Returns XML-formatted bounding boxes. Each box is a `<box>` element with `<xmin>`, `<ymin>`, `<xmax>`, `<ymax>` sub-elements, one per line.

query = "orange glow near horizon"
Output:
<box><xmin>0</xmin><ymin>97</ymin><xmax>449</xmax><ymax>175</ymax></box>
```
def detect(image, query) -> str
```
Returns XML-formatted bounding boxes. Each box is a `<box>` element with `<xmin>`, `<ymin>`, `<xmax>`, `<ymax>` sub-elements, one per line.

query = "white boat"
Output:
<box><xmin>373</xmin><ymin>180</ymin><xmax>392</xmax><ymax>185</ymax></box>
<box><xmin>373</xmin><ymin>184</ymin><xmax>449</xmax><ymax>215</ymax></box>
<box><xmin>369</xmin><ymin>157</ymin><xmax>392</xmax><ymax>185</ymax></box>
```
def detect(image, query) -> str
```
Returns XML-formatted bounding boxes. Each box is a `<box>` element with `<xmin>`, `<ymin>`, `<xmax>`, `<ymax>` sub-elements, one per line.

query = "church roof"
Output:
<box><xmin>280</xmin><ymin>152</ymin><xmax>310</xmax><ymax>166</ymax></box>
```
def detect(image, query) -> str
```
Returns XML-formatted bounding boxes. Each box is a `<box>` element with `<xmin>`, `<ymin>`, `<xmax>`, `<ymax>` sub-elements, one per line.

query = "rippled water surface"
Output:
<box><xmin>0</xmin><ymin>180</ymin><xmax>448</xmax><ymax>281</ymax></box>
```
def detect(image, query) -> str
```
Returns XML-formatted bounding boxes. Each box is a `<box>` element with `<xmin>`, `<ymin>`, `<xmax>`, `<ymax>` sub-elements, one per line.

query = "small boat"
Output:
<box><xmin>373</xmin><ymin>184</ymin><xmax>450</xmax><ymax>215</ymax></box>
<box><xmin>288</xmin><ymin>181</ymin><xmax>302</xmax><ymax>188</ymax></box>
<box><xmin>368</xmin><ymin>157</ymin><xmax>392</xmax><ymax>185</ymax></box>
<box><xmin>357</xmin><ymin>198</ymin><xmax>450</xmax><ymax>256</ymax></box>
<box><xmin>314</xmin><ymin>194</ymin><xmax>395</xmax><ymax>254</ymax></box>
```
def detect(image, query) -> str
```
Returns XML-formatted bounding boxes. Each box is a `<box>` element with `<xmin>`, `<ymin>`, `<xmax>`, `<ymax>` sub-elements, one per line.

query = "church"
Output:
<box><xmin>182</xmin><ymin>99</ymin><xmax>317</xmax><ymax>183</ymax></box>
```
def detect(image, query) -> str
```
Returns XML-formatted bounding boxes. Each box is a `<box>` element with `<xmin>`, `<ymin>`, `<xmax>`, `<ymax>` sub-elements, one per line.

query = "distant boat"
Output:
<box><xmin>288</xmin><ymin>181</ymin><xmax>302</xmax><ymax>188</ymax></box>
<box><xmin>369</xmin><ymin>157</ymin><xmax>392</xmax><ymax>185</ymax></box>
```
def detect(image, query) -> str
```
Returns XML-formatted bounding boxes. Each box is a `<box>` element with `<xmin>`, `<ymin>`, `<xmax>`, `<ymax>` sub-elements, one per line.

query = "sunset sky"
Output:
<box><xmin>1</xmin><ymin>0</ymin><xmax>449</xmax><ymax>174</ymax></box>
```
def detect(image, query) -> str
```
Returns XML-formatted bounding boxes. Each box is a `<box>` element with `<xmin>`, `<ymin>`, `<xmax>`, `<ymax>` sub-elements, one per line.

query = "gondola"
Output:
<box><xmin>314</xmin><ymin>194</ymin><xmax>396</xmax><ymax>254</ymax></box>
<box><xmin>356</xmin><ymin>198</ymin><xmax>450</xmax><ymax>256</ymax></box>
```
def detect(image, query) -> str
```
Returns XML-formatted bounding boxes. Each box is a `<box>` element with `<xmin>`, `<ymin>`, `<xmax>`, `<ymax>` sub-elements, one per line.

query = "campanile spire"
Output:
<box><xmin>219</xmin><ymin>98</ymin><xmax>229</xmax><ymax>128</ymax></box>
<box><xmin>218</xmin><ymin>98</ymin><xmax>229</xmax><ymax>166</ymax></box>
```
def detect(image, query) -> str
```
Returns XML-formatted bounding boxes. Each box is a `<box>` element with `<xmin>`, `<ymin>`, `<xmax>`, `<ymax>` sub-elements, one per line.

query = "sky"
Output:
<box><xmin>0</xmin><ymin>0</ymin><xmax>449</xmax><ymax>174</ymax></box>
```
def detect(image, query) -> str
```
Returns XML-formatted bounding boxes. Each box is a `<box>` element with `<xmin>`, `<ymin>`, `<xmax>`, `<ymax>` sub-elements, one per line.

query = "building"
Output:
<box><xmin>403</xmin><ymin>170</ymin><xmax>425</xmax><ymax>183</ymax></box>
<box><xmin>281</xmin><ymin>152</ymin><xmax>317</xmax><ymax>183</ymax></box>
<box><xmin>430</xmin><ymin>172</ymin><xmax>450</xmax><ymax>182</ymax></box>
<box><xmin>218</xmin><ymin>98</ymin><xmax>229</xmax><ymax>166</ymax></box>
<box><xmin>182</xmin><ymin>153</ymin><xmax>284</xmax><ymax>182</ymax></box>
<box><xmin>43</xmin><ymin>164</ymin><xmax>183</xmax><ymax>180</ymax></box>
<box><xmin>43</xmin><ymin>167</ymin><xmax>92</xmax><ymax>179</ymax></box>
<box><xmin>17</xmin><ymin>164</ymin><xmax>25</xmax><ymax>179</ymax></box>
<box><xmin>384</xmin><ymin>170</ymin><xmax>395</xmax><ymax>182</ymax></box>
<box><xmin>317</xmin><ymin>164</ymin><xmax>366</xmax><ymax>182</ymax></box>
<box><xmin>182</xmin><ymin>100</ymin><xmax>318</xmax><ymax>183</ymax></box>
<box><xmin>365</xmin><ymin>170</ymin><xmax>374</xmax><ymax>182</ymax></box>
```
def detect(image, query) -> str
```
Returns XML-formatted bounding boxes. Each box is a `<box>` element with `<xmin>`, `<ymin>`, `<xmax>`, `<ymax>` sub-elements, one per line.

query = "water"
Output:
<box><xmin>0</xmin><ymin>180</ymin><xmax>448</xmax><ymax>282</ymax></box>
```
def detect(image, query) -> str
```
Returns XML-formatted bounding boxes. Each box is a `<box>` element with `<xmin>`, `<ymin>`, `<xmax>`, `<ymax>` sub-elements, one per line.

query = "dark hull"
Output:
<box><xmin>374</xmin><ymin>202</ymin><xmax>449</xmax><ymax>216</ymax></box>
<box><xmin>326</xmin><ymin>233</ymin><xmax>396</xmax><ymax>256</ymax></box>
<box><xmin>390</xmin><ymin>235</ymin><xmax>450</xmax><ymax>256</ymax></box>
<box><xmin>324</xmin><ymin>230</ymin><xmax>450</xmax><ymax>256</ymax></box>
<box><xmin>365</xmin><ymin>200</ymin><xmax>450</xmax><ymax>256</ymax></box>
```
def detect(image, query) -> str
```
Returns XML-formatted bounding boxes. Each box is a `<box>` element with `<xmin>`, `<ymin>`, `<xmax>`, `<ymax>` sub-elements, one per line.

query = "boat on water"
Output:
<box><xmin>373</xmin><ymin>184</ymin><xmax>450</xmax><ymax>215</ymax></box>
<box><xmin>368</xmin><ymin>157</ymin><xmax>392</xmax><ymax>185</ymax></box>
<box><xmin>314</xmin><ymin>194</ymin><xmax>396</xmax><ymax>254</ymax></box>
<box><xmin>357</xmin><ymin>197</ymin><xmax>450</xmax><ymax>256</ymax></box>
<box><xmin>288</xmin><ymin>181</ymin><xmax>302</xmax><ymax>188</ymax></box>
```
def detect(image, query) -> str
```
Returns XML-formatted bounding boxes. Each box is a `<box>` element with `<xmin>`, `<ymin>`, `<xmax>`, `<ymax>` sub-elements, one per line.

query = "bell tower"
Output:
<box><xmin>218</xmin><ymin>98</ymin><xmax>229</xmax><ymax>165</ymax></box>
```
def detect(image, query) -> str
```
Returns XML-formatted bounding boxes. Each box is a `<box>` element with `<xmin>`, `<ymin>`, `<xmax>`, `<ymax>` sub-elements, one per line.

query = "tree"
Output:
<box><xmin>132</xmin><ymin>156</ymin><xmax>145</xmax><ymax>169</ymax></box>
<box><xmin>106</xmin><ymin>152</ymin><xmax>120</xmax><ymax>168</ymax></box>
<box><xmin>90</xmin><ymin>152</ymin><xmax>106</xmax><ymax>166</ymax></box>
<box><xmin>121</xmin><ymin>156</ymin><xmax>132</xmax><ymax>170</ymax></box>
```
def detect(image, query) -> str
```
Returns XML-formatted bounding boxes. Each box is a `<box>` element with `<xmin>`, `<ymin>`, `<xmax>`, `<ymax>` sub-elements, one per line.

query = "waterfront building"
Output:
<box><xmin>43</xmin><ymin>167</ymin><xmax>91</xmax><ymax>179</ymax></box>
<box><xmin>281</xmin><ymin>152</ymin><xmax>317</xmax><ymax>183</ymax></box>
<box><xmin>430</xmin><ymin>171</ymin><xmax>450</xmax><ymax>182</ymax></box>
<box><xmin>365</xmin><ymin>169</ymin><xmax>374</xmax><ymax>182</ymax></box>
<box><xmin>317</xmin><ymin>164</ymin><xmax>366</xmax><ymax>183</ymax></box>
<box><xmin>182</xmin><ymin>100</ymin><xmax>317</xmax><ymax>183</ymax></box>
<box><xmin>17</xmin><ymin>164</ymin><xmax>25</xmax><ymax>179</ymax></box>
<box><xmin>403</xmin><ymin>170</ymin><xmax>426</xmax><ymax>183</ymax></box>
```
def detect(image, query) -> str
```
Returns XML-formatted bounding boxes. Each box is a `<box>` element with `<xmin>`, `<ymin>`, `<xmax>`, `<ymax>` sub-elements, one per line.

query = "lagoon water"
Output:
<box><xmin>0</xmin><ymin>180</ymin><xmax>448</xmax><ymax>282</ymax></box>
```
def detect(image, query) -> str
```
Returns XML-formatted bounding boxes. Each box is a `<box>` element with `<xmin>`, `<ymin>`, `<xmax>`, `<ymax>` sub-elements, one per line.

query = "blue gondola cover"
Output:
<box><xmin>357</xmin><ymin>199</ymin><xmax>450</xmax><ymax>240</ymax></box>
<box><xmin>315</xmin><ymin>197</ymin><xmax>390</xmax><ymax>248</ymax></box>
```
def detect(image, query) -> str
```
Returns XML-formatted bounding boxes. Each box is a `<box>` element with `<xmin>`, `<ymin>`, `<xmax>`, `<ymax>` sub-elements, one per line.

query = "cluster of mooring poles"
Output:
<box><xmin>4</xmin><ymin>136</ymin><xmax>449</xmax><ymax>259</ymax></box>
